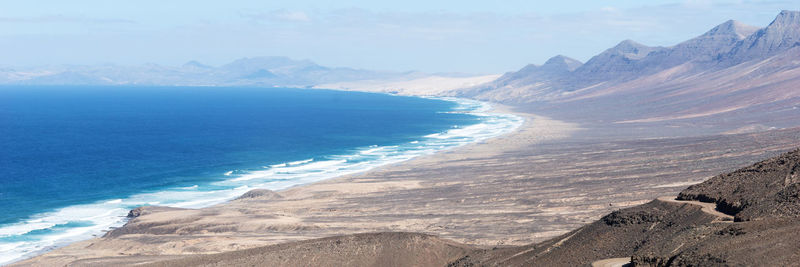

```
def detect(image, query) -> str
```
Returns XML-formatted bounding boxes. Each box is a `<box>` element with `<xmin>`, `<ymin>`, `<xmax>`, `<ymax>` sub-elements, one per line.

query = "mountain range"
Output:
<box><xmin>8</xmin><ymin>9</ymin><xmax>800</xmax><ymax>267</ymax></box>
<box><xmin>0</xmin><ymin>56</ymin><xmax>419</xmax><ymax>88</ymax></box>
<box><xmin>456</xmin><ymin>10</ymin><xmax>800</xmax><ymax>131</ymax></box>
<box><xmin>7</xmin><ymin>11</ymin><xmax>799</xmax><ymax>129</ymax></box>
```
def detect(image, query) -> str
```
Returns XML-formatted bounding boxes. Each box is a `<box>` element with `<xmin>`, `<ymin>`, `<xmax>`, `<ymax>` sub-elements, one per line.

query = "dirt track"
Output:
<box><xmin>657</xmin><ymin>196</ymin><xmax>734</xmax><ymax>222</ymax></box>
<box><xmin>591</xmin><ymin>257</ymin><xmax>630</xmax><ymax>267</ymax></box>
<box><xmin>590</xmin><ymin>195</ymin><xmax>737</xmax><ymax>266</ymax></box>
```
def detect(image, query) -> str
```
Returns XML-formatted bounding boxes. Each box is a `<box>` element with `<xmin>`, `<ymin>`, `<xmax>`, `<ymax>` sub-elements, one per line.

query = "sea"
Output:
<box><xmin>0</xmin><ymin>86</ymin><xmax>522</xmax><ymax>264</ymax></box>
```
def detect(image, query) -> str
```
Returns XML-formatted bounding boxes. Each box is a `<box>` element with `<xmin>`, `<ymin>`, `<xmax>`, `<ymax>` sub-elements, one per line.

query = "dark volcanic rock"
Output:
<box><xmin>85</xmin><ymin>147</ymin><xmax>800</xmax><ymax>267</ymax></box>
<box><xmin>678</xmin><ymin>148</ymin><xmax>800</xmax><ymax>221</ymax></box>
<box><xmin>629</xmin><ymin>218</ymin><xmax>800</xmax><ymax>267</ymax></box>
<box><xmin>127</xmin><ymin>206</ymin><xmax>186</xmax><ymax>218</ymax></box>
<box><xmin>234</xmin><ymin>189</ymin><xmax>284</xmax><ymax>201</ymax></box>
<box><xmin>448</xmin><ymin>200</ymin><xmax>716</xmax><ymax>266</ymax></box>
<box><xmin>602</xmin><ymin>209</ymin><xmax>664</xmax><ymax>226</ymax></box>
<box><xmin>449</xmin><ymin>148</ymin><xmax>800</xmax><ymax>266</ymax></box>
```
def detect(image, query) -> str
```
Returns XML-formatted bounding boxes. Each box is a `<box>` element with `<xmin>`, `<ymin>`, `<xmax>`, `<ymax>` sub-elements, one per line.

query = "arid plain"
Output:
<box><xmin>13</xmin><ymin>10</ymin><xmax>800</xmax><ymax>267</ymax></box>
<box><xmin>14</xmin><ymin>102</ymin><xmax>800</xmax><ymax>266</ymax></box>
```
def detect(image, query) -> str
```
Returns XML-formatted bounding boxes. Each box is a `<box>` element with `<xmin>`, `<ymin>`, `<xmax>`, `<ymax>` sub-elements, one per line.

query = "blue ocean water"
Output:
<box><xmin>0</xmin><ymin>86</ymin><xmax>522</xmax><ymax>264</ymax></box>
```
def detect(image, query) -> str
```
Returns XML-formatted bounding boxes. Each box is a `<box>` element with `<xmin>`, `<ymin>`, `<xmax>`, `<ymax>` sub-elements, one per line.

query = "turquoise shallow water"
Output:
<box><xmin>0</xmin><ymin>86</ymin><xmax>522</xmax><ymax>264</ymax></box>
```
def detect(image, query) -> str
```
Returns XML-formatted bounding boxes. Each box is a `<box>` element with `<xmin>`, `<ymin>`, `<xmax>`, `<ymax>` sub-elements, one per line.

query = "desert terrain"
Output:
<box><xmin>13</xmin><ymin>102</ymin><xmax>800</xmax><ymax>266</ymax></box>
<box><xmin>13</xmin><ymin>10</ymin><xmax>800</xmax><ymax>267</ymax></box>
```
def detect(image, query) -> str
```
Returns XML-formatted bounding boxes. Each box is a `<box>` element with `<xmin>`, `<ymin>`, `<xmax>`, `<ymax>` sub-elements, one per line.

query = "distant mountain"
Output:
<box><xmin>539</xmin><ymin>55</ymin><xmax>583</xmax><ymax>72</ymax></box>
<box><xmin>572</xmin><ymin>39</ymin><xmax>665</xmax><ymax>80</ymax></box>
<box><xmin>502</xmin><ymin>55</ymin><xmax>582</xmax><ymax>82</ymax></box>
<box><xmin>0</xmin><ymin>56</ymin><xmax>404</xmax><ymax>88</ymax></box>
<box><xmin>219</xmin><ymin>57</ymin><xmax>322</xmax><ymax>80</ymax></box>
<box><xmin>457</xmin><ymin>10</ymin><xmax>800</xmax><ymax>131</ymax></box>
<box><xmin>181</xmin><ymin>60</ymin><xmax>213</xmax><ymax>71</ymax></box>
<box><xmin>239</xmin><ymin>69</ymin><xmax>279</xmax><ymax>80</ymax></box>
<box><xmin>635</xmin><ymin>19</ymin><xmax>758</xmax><ymax>71</ymax></box>
<box><xmin>462</xmin><ymin>17</ymin><xmax>770</xmax><ymax>103</ymax></box>
<box><xmin>22</xmin><ymin>71</ymin><xmax>114</xmax><ymax>85</ymax></box>
<box><xmin>724</xmin><ymin>10</ymin><xmax>800</xmax><ymax>64</ymax></box>
<box><xmin>454</xmin><ymin>55</ymin><xmax>584</xmax><ymax>102</ymax></box>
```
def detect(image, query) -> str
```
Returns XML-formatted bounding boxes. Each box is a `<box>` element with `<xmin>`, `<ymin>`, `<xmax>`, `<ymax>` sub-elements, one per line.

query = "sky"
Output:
<box><xmin>0</xmin><ymin>0</ymin><xmax>795</xmax><ymax>73</ymax></box>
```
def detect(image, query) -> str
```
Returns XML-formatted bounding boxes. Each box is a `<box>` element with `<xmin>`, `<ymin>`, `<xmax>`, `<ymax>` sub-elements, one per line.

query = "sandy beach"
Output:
<box><xmin>11</xmin><ymin>103</ymin><xmax>571</xmax><ymax>265</ymax></box>
<box><xmin>4</xmin><ymin>5</ymin><xmax>800</xmax><ymax>266</ymax></box>
<box><xmin>13</xmin><ymin>98</ymin><xmax>800</xmax><ymax>266</ymax></box>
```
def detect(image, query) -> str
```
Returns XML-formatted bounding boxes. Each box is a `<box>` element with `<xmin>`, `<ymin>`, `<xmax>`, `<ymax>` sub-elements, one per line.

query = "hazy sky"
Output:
<box><xmin>0</xmin><ymin>0</ymin><xmax>794</xmax><ymax>73</ymax></box>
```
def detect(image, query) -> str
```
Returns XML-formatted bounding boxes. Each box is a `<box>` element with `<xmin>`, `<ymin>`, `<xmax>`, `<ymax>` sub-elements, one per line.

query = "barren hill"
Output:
<box><xmin>54</xmin><ymin>148</ymin><xmax>800</xmax><ymax>267</ymax></box>
<box><xmin>458</xmin><ymin>11</ymin><xmax>800</xmax><ymax>135</ymax></box>
<box><xmin>451</xmin><ymin>148</ymin><xmax>800</xmax><ymax>266</ymax></box>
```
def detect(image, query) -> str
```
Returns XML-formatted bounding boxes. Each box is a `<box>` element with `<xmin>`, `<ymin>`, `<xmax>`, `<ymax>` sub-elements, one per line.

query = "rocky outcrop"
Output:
<box><xmin>131</xmin><ymin>148</ymin><xmax>800</xmax><ymax>267</ymax></box>
<box><xmin>678</xmin><ymin>149</ymin><xmax>800</xmax><ymax>221</ymax></box>
<box><xmin>447</xmin><ymin>199</ymin><xmax>716</xmax><ymax>266</ymax></box>
<box><xmin>127</xmin><ymin>206</ymin><xmax>187</xmax><ymax>218</ymax></box>
<box><xmin>448</xmin><ymin>148</ymin><xmax>800</xmax><ymax>266</ymax></box>
<box><xmin>234</xmin><ymin>189</ymin><xmax>284</xmax><ymax>201</ymax></box>
<box><xmin>29</xmin><ymin>145</ymin><xmax>800</xmax><ymax>266</ymax></box>
<box><xmin>602</xmin><ymin>208</ymin><xmax>664</xmax><ymax>227</ymax></box>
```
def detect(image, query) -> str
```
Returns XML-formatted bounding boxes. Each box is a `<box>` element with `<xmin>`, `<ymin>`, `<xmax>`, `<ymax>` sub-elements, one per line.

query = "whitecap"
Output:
<box><xmin>287</xmin><ymin>158</ymin><xmax>314</xmax><ymax>166</ymax></box>
<box><xmin>0</xmin><ymin>96</ymin><xmax>523</xmax><ymax>266</ymax></box>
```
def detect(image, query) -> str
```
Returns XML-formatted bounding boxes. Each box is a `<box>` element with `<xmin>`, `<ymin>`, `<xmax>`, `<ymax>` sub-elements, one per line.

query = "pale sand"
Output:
<box><xmin>13</xmin><ymin>105</ymin><xmax>580</xmax><ymax>266</ymax></box>
<box><xmin>656</xmin><ymin>197</ymin><xmax>734</xmax><ymax>222</ymax></box>
<box><xmin>591</xmin><ymin>257</ymin><xmax>631</xmax><ymax>267</ymax></box>
<box><xmin>16</xmin><ymin>99</ymin><xmax>800</xmax><ymax>266</ymax></box>
<box><xmin>314</xmin><ymin>74</ymin><xmax>501</xmax><ymax>96</ymax></box>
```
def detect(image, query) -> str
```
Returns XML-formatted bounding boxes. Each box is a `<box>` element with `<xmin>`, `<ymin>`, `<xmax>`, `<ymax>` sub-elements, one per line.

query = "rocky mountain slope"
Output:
<box><xmin>460</xmin><ymin>11</ymin><xmax>800</xmax><ymax>132</ymax></box>
<box><xmin>678</xmin><ymin>148</ymin><xmax>800</xmax><ymax>221</ymax></box>
<box><xmin>457</xmin><ymin>148</ymin><xmax>800</xmax><ymax>266</ymax></box>
<box><xmin>723</xmin><ymin>10</ymin><xmax>800</xmax><ymax>65</ymax></box>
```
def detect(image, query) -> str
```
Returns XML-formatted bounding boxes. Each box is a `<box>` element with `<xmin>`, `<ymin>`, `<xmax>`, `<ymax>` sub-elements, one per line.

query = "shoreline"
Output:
<box><xmin>274</xmin><ymin>101</ymin><xmax>529</xmax><ymax>192</ymax></box>
<box><xmin>15</xmin><ymin>90</ymin><xmax>800</xmax><ymax>266</ymax></box>
<box><xmin>269</xmin><ymin>102</ymin><xmax>575</xmax><ymax>200</ymax></box>
<box><xmin>3</xmin><ymin>95</ymin><xmax>536</xmax><ymax>266</ymax></box>
<box><xmin>13</xmin><ymin>98</ymin><xmax>581</xmax><ymax>266</ymax></box>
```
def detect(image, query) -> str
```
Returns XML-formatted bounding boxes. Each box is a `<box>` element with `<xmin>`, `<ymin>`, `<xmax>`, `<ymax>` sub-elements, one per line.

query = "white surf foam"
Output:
<box><xmin>0</xmin><ymin>97</ymin><xmax>523</xmax><ymax>265</ymax></box>
<box><xmin>287</xmin><ymin>158</ymin><xmax>314</xmax><ymax>165</ymax></box>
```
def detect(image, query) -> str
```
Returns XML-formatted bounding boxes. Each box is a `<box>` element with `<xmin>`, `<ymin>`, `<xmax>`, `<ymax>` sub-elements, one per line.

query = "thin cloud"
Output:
<box><xmin>0</xmin><ymin>15</ymin><xmax>136</xmax><ymax>24</ymax></box>
<box><xmin>241</xmin><ymin>10</ymin><xmax>312</xmax><ymax>23</ymax></box>
<box><xmin>277</xmin><ymin>11</ymin><xmax>311</xmax><ymax>22</ymax></box>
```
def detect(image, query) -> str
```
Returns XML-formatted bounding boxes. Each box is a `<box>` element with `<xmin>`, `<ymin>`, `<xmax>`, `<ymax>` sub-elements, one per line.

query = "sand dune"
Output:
<box><xmin>315</xmin><ymin>74</ymin><xmax>501</xmax><ymax>96</ymax></box>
